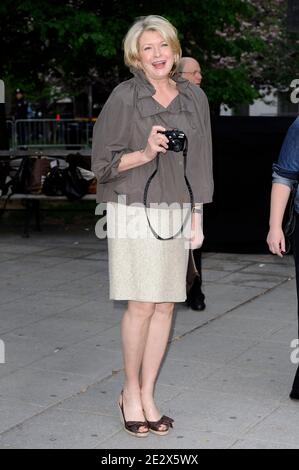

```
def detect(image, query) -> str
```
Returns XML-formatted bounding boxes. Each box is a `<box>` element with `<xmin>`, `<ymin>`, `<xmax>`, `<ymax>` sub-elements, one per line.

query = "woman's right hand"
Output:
<box><xmin>266</xmin><ymin>226</ymin><xmax>286</xmax><ymax>257</ymax></box>
<box><xmin>144</xmin><ymin>125</ymin><xmax>169</xmax><ymax>161</ymax></box>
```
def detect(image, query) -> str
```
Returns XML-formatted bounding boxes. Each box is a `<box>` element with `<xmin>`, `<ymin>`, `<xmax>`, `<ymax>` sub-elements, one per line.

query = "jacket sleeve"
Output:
<box><xmin>272</xmin><ymin>117</ymin><xmax>299</xmax><ymax>182</ymax></box>
<box><xmin>272</xmin><ymin>170</ymin><xmax>296</xmax><ymax>189</ymax></box>
<box><xmin>187</xmin><ymin>86</ymin><xmax>214</xmax><ymax>204</ymax></box>
<box><xmin>202</xmin><ymin>90</ymin><xmax>214</xmax><ymax>202</ymax></box>
<box><xmin>91</xmin><ymin>86</ymin><xmax>133</xmax><ymax>184</ymax></box>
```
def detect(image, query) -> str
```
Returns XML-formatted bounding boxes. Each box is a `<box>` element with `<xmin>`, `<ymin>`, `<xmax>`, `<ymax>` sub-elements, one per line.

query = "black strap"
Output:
<box><xmin>143</xmin><ymin>138</ymin><xmax>194</xmax><ymax>240</ymax></box>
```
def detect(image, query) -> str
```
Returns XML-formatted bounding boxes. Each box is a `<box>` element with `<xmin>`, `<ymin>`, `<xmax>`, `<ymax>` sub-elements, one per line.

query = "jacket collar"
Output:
<box><xmin>130</xmin><ymin>67</ymin><xmax>190</xmax><ymax>98</ymax></box>
<box><xmin>130</xmin><ymin>67</ymin><xmax>195</xmax><ymax>117</ymax></box>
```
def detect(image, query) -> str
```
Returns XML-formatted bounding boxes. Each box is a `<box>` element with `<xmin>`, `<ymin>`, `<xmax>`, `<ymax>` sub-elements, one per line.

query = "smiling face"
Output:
<box><xmin>137</xmin><ymin>30</ymin><xmax>175</xmax><ymax>81</ymax></box>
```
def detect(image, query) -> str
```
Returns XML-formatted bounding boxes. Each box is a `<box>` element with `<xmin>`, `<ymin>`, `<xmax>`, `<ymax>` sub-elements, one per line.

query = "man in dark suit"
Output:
<box><xmin>178</xmin><ymin>57</ymin><xmax>206</xmax><ymax>311</ymax></box>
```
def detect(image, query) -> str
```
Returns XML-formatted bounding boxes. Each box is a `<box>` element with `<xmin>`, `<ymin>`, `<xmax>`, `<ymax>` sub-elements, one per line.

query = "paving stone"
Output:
<box><xmin>230</xmin><ymin>438</ymin><xmax>299</xmax><ymax>449</ymax></box>
<box><xmin>0</xmin><ymin>318</ymin><xmax>116</xmax><ymax>368</ymax></box>
<box><xmin>241</xmin><ymin>262</ymin><xmax>295</xmax><ymax>278</ymax></box>
<box><xmin>195</xmin><ymin>283</ymin><xmax>265</xmax><ymax>316</ymax></box>
<box><xmin>0</xmin><ymin>296</ymin><xmax>90</xmax><ymax>334</ymax></box>
<box><xmin>167</xmin><ymin>332</ymin><xmax>258</xmax><ymax>365</ymax></box>
<box><xmin>208</xmin><ymin>253</ymin><xmax>294</xmax><ymax>265</ymax></box>
<box><xmin>245</xmin><ymin>405</ymin><xmax>299</xmax><ymax>446</ymax></box>
<box><xmin>216</xmin><ymin>272</ymin><xmax>288</xmax><ymax>289</ymax></box>
<box><xmin>196</xmin><ymin>311</ymin><xmax>290</xmax><ymax>341</ymax></box>
<box><xmin>0</xmin><ymin>397</ymin><xmax>44</xmax><ymax>434</ymax></box>
<box><xmin>37</xmin><ymin>247</ymin><xmax>99</xmax><ymax>259</ymax></box>
<box><xmin>0</xmin><ymin>408</ymin><xmax>120</xmax><ymax>449</ymax></box>
<box><xmin>196</xmin><ymin>363</ymin><xmax>292</xmax><ymax>401</ymax></box>
<box><xmin>95</xmin><ymin>429</ymin><xmax>237</xmax><ymax>449</ymax></box>
<box><xmin>27</xmin><ymin>342</ymin><xmax>122</xmax><ymax>381</ymax></box>
<box><xmin>229</xmin><ymin>340</ymin><xmax>295</xmax><ymax>374</ymax></box>
<box><xmin>199</xmin><ymin>258</ymin><xmax>253</xmax><ymax>272</ymax></box>
<box><xmin>0</xmin><ymin>367</ymin><xmax>93</xmax><ymax>407</ymax></box>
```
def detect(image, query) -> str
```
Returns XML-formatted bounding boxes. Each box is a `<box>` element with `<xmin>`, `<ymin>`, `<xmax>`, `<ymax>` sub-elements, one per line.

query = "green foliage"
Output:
<box><xmin>0</xmin><ymin>0</ymin><xmax>298</xmax><ymax>112</ymax></box>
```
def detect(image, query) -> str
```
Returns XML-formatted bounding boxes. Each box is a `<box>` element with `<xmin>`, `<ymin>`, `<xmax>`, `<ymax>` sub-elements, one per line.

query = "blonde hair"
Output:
<box><xmin>123</xmin><ymin>15</ymin><xmax>182</xmax><ymax>75</ymax></box>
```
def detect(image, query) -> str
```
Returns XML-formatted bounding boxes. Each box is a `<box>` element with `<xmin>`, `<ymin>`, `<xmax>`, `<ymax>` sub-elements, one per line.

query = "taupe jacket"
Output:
<box><xmin>91</xmin><ymin>68</ymin><xmax>213</xmax><ymax>206</ymax></box>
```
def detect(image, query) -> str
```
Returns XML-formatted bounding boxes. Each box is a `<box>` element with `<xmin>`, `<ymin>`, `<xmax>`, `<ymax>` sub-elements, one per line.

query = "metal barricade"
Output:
<box><xmin>10</xmin><ymin>119</ymin><xmax>93</xmax><ymax>150</ymax></box>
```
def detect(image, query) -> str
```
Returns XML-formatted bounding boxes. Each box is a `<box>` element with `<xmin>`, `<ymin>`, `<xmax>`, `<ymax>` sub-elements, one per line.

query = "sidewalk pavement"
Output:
<box><xmin>0</xmin><ymin>226</ymin><xmax>299</xmax><ymax>449</ymax></box>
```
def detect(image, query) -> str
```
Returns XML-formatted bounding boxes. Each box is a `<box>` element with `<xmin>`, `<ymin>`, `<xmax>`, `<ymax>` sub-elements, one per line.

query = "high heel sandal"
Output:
<box><xmin>118</xmin><ymin>391</ymin><xmax>149</xmax><ymax>438</ymax></box>
<box><xmin>145</xmin><ymin>415</ymin><xmax>174</xmax><ymax>436</ymax></box>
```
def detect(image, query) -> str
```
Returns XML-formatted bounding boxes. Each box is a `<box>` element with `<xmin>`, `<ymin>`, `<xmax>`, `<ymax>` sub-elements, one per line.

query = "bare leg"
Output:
<box><xmin>140</xmin><ymin>302</ymin><xmax>175</xmax><ymax>430</ymax></box>
<box><xmin>120</xmin><ymin>300</ymin><xmax>155</xmax><ymax>431</ymax></box>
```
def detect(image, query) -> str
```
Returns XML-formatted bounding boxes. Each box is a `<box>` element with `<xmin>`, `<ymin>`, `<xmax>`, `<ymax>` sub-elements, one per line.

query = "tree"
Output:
<box><xmin>170</xmin><ymin>0</ymin><xmax>299</xmax><ymax>112</ymax></box>
<box><xmin>0</xmin><ymin>0</ymin><xmax>297</xmax><ymax>114</ymax></box>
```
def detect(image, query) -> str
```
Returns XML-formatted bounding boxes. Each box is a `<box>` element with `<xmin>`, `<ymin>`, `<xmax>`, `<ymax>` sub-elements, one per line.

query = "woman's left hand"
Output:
<box><xmin>190</xmin><ymin>212</ymin><xmax>204</xmax><ymax>250</ymax></box>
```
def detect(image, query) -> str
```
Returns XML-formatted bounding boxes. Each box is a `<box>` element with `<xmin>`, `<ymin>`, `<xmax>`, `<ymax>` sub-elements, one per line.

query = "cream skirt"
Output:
<box><xmin>106</xmin><ymin>201</ymin><xmax>191</xmax><ymax>302</ymax></box>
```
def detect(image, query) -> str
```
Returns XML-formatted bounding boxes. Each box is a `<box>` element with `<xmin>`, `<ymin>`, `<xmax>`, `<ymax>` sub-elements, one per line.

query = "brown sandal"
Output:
<box><xmin>146</xmin><ymin>415</ymin><xmax>174</xmax><ymax>436</ymax></box>
<box><xmin>118</xmin><ymin>391</ymin><xmax>149</xmax><ymax>438</ymax></box>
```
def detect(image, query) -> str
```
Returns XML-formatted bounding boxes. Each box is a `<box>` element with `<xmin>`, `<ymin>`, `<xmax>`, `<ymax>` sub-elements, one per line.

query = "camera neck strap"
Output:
<box><xmin>143</xmin><ymin>137</ymin><xmax>194</xmax><ymax>240</ymax></box>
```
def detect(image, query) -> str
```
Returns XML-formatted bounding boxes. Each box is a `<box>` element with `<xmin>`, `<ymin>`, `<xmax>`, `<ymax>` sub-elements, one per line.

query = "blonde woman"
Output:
<box><xmin>92</xmin><ymin>15</ymin><xmax>213</xmax><ymax>437</ymax></box>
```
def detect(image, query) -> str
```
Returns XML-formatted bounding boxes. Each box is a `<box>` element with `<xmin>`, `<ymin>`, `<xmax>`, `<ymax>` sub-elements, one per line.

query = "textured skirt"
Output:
<box><xmin>107</xmin><ymin>202</ymin><xmax>191</xmax><ymax>302</ymax></box>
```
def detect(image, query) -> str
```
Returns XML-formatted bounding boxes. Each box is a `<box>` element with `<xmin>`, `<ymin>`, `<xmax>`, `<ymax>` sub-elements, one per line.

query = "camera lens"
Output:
<box><xmin>172</xmin><ymin>141</ymin><xmax>181</xmax><ymax>152</ymax></box>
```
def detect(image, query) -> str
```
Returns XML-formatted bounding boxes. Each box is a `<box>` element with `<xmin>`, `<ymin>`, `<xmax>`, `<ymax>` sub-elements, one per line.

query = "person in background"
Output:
<box><xmin>178</xmin><ymin>57</ymin><xmax>203</xmax><ymax>86</ymax></box>
<box><xmin>177</xmin><ymin>57</ymin><xmax>206</xmax><ymax>311</ymax></box>
<box><xmin>14</xmin><ymin>88</ymin><xmax>28</xmax><ymax>120</ymax></box>
<box><xmin>14</xmin><ymin>88</ymin><xmax>28</xmax><ymax>146</ymax></box>
<box><xmin>266</xmin><ymin>116</ymin><xmax>299</xmax><ymax>400</ymax></box>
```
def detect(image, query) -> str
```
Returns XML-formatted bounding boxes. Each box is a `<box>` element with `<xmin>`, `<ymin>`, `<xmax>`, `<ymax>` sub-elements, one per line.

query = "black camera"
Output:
<box><xmin>158</xmin><ymin>129</ymin><xmax>186</xmax><ymax>152</ymax></box>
